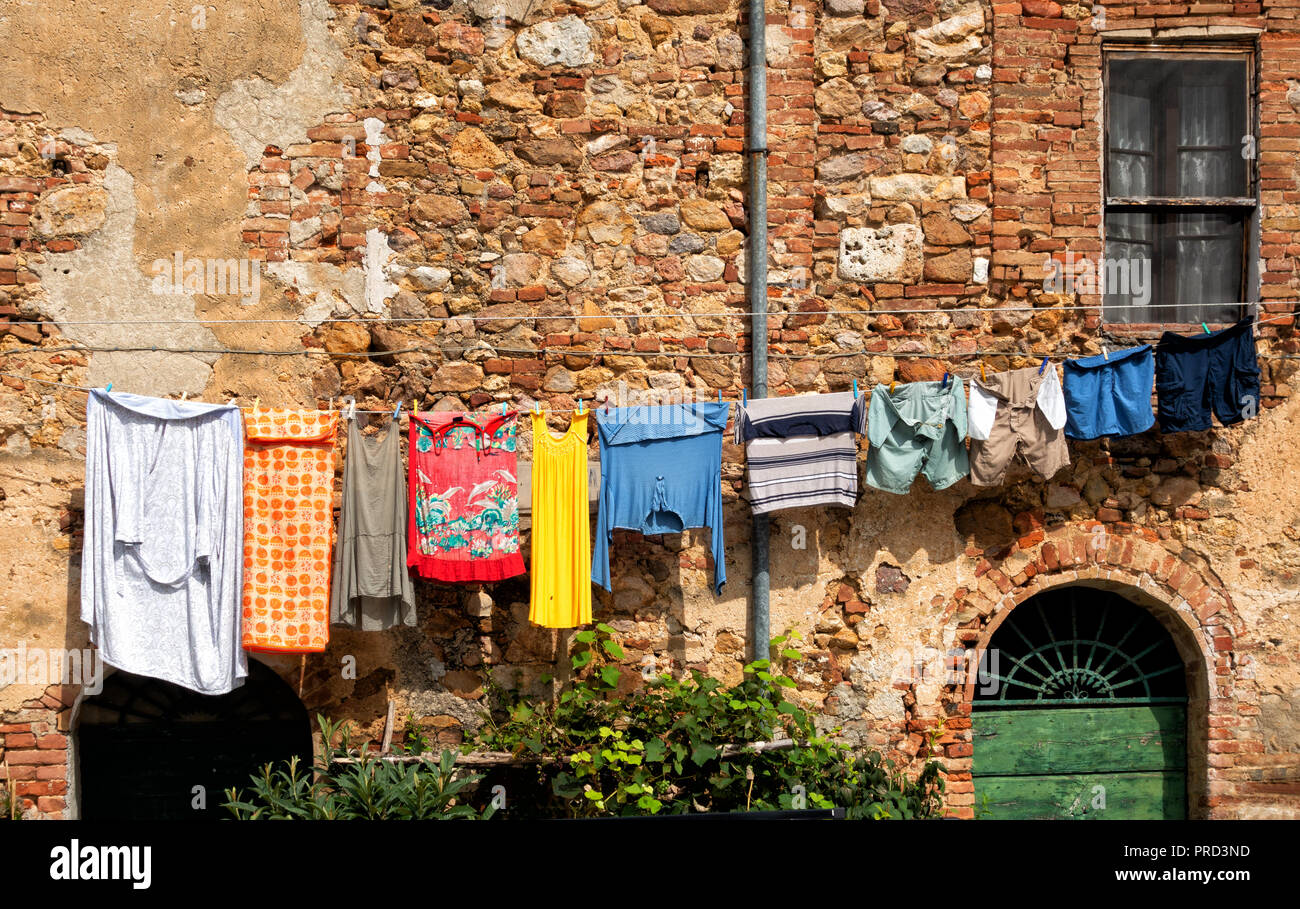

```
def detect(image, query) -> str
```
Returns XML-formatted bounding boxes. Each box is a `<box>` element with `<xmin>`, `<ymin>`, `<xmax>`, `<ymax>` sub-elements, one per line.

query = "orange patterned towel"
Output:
<box><xmin>241</xmin><ymin>409</ymin><xmax>339</xmax><ymax>653</ymax></box>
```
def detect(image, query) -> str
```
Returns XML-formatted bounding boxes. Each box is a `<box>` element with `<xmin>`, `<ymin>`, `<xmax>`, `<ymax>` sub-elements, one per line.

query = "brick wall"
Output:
<box><xmin>0</xmin><ymin>685</ymin><xmax>75</xmax><ymax>818</ymax></box>
<box><xmin>0</xmin><ymin>112</ymin><xmax>109</xmax><ymax>349</ymax></box>
<box><xmin>1</xmin><ymin>0</ymin><xmax>1298</xmax><ymax>819</ymax></box>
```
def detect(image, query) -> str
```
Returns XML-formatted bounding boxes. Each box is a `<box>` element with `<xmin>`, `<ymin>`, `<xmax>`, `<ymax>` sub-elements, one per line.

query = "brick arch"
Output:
<box><xmin>934</xmin><ymin>524</ymin><xmax>1259</xmax><ymax>820</ymax></box>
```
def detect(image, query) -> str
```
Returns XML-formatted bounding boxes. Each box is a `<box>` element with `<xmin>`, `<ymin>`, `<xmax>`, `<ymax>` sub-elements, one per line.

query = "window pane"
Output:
<box><xmin>1173</xmin><ymin>211</ymin><xmax>1244</xmax><ymax>322</ymax></box>
<box><xmin>1177</xmin><ymin>68</ymin><xmax>1246</xmax><ymax>197</ymax></box>
<box><xmin>1107</xmin><ymin>81</ymin><xmax>1155</xmax><ymax>196</ymax></box>
<box><xmin>1104</xmin><ymin>210</ymin><xmax>1245</xmax><ymax>323</ymax></box>
<box><xmin>1106</xmin><ymin>56</ymin><xmax>1249</xmax><ymax>198</ymax></box>
<box><xmin>1104</xmin><ymin>211</ymin><xmax>1156</xmax><ymax>320</ymax></box>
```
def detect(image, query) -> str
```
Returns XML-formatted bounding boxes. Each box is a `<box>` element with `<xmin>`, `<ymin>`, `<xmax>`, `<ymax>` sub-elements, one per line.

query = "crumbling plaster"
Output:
<box><xmin>3</xmin><ymin>0</ymin><xmax>368</xmax><ymax>398</ymax></box>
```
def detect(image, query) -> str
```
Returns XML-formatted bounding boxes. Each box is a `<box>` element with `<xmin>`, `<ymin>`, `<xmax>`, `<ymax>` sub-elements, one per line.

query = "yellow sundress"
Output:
<box><xmin>529</xmin><ymin>411</ymin><xmax>592</xmax><ymax>628</ymax></box>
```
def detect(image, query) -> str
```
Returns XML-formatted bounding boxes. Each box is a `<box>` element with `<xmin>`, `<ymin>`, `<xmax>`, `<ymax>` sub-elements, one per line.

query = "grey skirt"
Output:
<box><xmin>330</xmin><ymin>416</ymin><xmax>417</xmax><ymax>630</ymax></box>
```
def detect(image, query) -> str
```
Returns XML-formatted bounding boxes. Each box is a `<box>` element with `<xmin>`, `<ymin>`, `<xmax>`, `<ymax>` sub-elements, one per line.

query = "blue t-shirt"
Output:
<box><xmin>592</xmin><ymin>403</ymin><xmax>729</xmax><ymax>594</ymax></box>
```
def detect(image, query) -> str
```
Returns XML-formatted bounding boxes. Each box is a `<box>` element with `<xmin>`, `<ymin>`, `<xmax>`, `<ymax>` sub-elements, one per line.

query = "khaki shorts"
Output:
<box><xmin>968</xmin><ymin>366</ymin><xmax>1069</xmax><ymax>486</ymax></box>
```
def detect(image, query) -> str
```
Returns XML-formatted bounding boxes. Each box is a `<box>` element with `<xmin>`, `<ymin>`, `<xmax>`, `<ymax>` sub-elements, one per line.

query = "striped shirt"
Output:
<box><xmin>734</xmin><ymin>392</ymin><xmax>866</xmax><ymax>514</ymax></box>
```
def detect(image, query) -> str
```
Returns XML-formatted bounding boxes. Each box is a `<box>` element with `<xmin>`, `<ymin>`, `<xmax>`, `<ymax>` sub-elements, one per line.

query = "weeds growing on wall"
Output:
<box><xmin>0</xmin><ymin>784</ymin><xmax>19</xmax><ymax>821</ymax></box>
<box><xmin>471</xmin><ymin>626</ymin><xmax>946</xmax><ymax>819</ymax></box>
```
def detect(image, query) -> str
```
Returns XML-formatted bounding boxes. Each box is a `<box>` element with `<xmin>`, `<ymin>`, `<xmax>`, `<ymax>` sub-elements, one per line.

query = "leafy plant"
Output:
<box><xmin>224</xmin><ymin>630</ymin><xmax>947</xmax><ymax>820</ymax></box>
<box><xmin>553</xmin><ymin>725</ymin><xmax>664</xmax><ymax>816</ymax></box>
<box><xmin>224</xmin><ymin>715</ymin><xmax>494</xmax><ymax>820</ymax></box>
<box><xmin>472</xmin><ymin>626</ymin><xmax>946</xmax><ymax>818</ymax></box>
<box><xmin>474</xmin><ymin>622</ymin><xmax>629</xmax><ymax>760</ymax></box>
<box><xmin>391</xmin><ymin>713</ymin><xmax>434</xmax><ymax>756</ymax></box>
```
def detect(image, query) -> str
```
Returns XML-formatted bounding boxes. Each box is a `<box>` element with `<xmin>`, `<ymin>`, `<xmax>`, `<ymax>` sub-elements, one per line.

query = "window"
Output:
<box><xmin>1103</xmin><ymin>47</ymin><xmax>1256</xmax><ymax>325</ymax></box>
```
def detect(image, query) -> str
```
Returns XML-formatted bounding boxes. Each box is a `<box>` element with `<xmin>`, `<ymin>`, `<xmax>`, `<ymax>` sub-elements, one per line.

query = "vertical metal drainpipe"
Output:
<box><xmin>746</xmin><ymin>0</ymin><xmax>770</xmax><ymax>664</ymax></box>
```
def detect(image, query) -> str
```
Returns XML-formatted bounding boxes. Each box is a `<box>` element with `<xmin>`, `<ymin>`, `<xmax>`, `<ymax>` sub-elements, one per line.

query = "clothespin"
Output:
<box><xmin>852</xmin><ymin>379</ymin><xmax>858</xmax><ymax>398</ymax></box>
<box><xmin>533</xmin><ymin>400</ymin><xmax>541</xmax><ymax>416</ymax></box>
<box><xmin>1202</xmin><ymin>322</ymin><xmax>1211</xmax><ymax>334</ymax></box>
<box><xmin>392</xmin><ymin>400</ymin><xmax>403</xmax><ymax>422</ymax></box>
<box><xmin>328</xmin><ymin>396</ymin><xmax>334</xmax><ymax>413</ymax></box>
<box><xmin>717</xmin><ymin>390</ymin><xmax>722</xmax><ymax>404</ymax></box>
<box><xmin>941</xmin><ymin>372</ymin><xmax>950</xmax><ymax>389</ymax></box>
<box><xmin>253</xmin><ymin>396</ymin><xmax>260</xmax><ymax>415</ymax></box>
<box><xmin>1102</xmin><ymin>346</ymin><xmax>1109</xmax><ymax>361</ymax></box>
<box><xmin>501</xmin><ymin>401</ymin><xmax>508</xmax><ymax>416</ymax></box>
<box><xmin>980</xmin><ymin>363</ymin><xmax>987</xmax><ymax>382</ymax></box>
<box><xmin>742</xmin><ymin>387</ymin><xmax>748</xmax><ymax>406</ymax></box>
<box><xmin>180</xmin><ymin>391</ymin><xmax>187</xmax><ymax>402</ymax></box>
<box><xmin>104</xmin><ymin>383</ymin><xmax>112</xmax><ymax>392</ymax></box>
<box><xmin>1038</xmin><ymin>356</ymin><xmax>1049</xmax><ymax>375</ymax></box>
<box><xmin>577</xmin><ymin>397</ymin><xmax>585</xmax><ymax>415</ymax></box>
<box><xmin>342</xmin><ymin>396</ymin><xmax>355</xmax><ymax>420</ymax></box>
<box><xmin>889</xmin><ymin>381</ymin><xmax>896</xmax><ymax>395</ymax></box>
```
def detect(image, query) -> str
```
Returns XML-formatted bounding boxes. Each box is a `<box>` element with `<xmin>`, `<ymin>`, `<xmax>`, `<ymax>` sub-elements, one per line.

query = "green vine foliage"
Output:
<box><xmin>472</xmin><ymin>625</ymin><xmax>946</xmax><ymax>819</ymax></box>
<box><xmin>224</xmin><ymin>716</ymin><xmax>496</xmax><ymax>820</ymax></box>
<box><xmin>392</xmin><ymin>713</ymin><xmax>435</xmax><ymax>757</ymax></box>
<box><xmin>222</xmin><ymin>628</ymin><xmax>946</xmax><ymax>820</ymax></box>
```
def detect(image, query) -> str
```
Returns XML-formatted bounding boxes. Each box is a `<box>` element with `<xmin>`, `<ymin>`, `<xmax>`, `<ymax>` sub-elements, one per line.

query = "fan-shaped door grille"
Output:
<box><xmin>974</xmin><ymin>586</ymin><xmax>1187</xmax><ymax>706</ymax></box>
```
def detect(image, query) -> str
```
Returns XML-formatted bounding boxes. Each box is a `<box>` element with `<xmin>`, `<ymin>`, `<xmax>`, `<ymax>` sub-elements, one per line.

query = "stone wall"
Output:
<box><xmin>0</xmin><ymin>0</ymin><xmax>1298</xmax><ymax>819</ymax></box>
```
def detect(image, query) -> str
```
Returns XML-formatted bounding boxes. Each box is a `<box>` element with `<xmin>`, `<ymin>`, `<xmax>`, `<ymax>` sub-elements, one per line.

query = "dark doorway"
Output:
<box><xmin>76</xmin><ymin>660</ymin><xmax>312</xmax><ymax>820</ymax></box>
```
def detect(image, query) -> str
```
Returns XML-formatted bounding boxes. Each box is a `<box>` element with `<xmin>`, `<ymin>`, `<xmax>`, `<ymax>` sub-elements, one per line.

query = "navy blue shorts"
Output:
<box><xmin>1155</xmin><ymin>318</ymin><xmax>1260</xmax><ymax>433</ymax></box>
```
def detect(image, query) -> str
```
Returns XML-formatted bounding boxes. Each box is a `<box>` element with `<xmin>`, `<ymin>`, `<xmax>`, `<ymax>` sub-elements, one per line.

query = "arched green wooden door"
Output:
<box><xmin>972</xmin><ymin>587</ymin><xmax>1188</xmax><ymax>819</ymax></box>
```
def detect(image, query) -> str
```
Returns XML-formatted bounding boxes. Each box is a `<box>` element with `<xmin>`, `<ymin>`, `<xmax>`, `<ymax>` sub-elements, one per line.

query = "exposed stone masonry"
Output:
<box><xmin>0</xmin><ymin>0</ymin><xmax>1298</xmax><ymax>818</ymax></box>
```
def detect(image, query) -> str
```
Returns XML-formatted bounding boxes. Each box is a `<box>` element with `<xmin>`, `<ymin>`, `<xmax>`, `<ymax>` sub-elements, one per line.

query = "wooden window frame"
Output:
<box><xmin>1100</xmin><ymin>41</ymin><xmax>1259</xmax><ymax>334</ymax></box>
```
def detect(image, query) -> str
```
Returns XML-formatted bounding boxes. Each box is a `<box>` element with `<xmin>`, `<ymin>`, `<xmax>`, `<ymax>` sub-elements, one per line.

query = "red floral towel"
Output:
<box><xmin>407</xmin><ymin>410</ymin><xmax>523</xmax><ymax>582</ymax></box>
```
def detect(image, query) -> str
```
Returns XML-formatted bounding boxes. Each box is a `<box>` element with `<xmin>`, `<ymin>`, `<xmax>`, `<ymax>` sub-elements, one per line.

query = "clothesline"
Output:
<box><xmin>0</xmin><ymin>371</ymin><xmax>689</xmax><ymax>417</ymax></box>
<box><xmin>0</xmin><ymin>298</ymin><xmax>1291</xmax><ymax>327</ymax></box>
<box><xmin>0</xmin><ymin>374</ymin><xmax>723</xmax><ymax>416</ymax></box>
<box><xmin>3</xmin><ymin>374</ymin><xmax>1292</xmax><ymax>419</ymax></box>
<box><xmin>3</xmin><ymin>336</ymin><xmax>1297</xmax><ymax>412</ymax></box>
